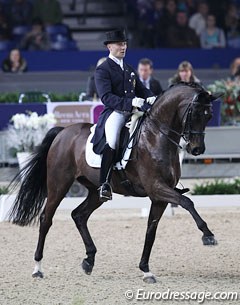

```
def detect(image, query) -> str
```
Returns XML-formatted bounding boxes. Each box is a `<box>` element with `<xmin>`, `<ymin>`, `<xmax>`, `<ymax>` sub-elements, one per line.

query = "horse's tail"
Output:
<box><xmin>9</xmin><ymin>126</ymin><xmax>64</xmax><ymax>226</ymax></box>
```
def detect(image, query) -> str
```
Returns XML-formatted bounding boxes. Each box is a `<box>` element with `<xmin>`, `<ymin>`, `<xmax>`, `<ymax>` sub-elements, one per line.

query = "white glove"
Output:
<box><xmin>146</xmin><ymin>96</ymin><xmax>157</xmax><ymax>105</ymax></box>
<box><xmin>132</xmin><ymin>97</ymin><xmax>145</xmax><ymax>108</ymax></box>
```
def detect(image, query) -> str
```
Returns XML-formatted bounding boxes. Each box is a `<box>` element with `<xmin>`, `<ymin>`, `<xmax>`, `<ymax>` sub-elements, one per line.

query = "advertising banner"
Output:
<box><xmin>46</xmin><ymin>101</ymin><xmax>103</xmax><ymax>126</ymax></box>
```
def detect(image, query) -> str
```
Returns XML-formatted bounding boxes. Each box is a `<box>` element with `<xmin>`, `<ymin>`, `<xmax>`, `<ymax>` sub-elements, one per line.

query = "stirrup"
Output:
<box><xmin>99</xmin><ymin>182</ymin><xmax>112</xmax><ymax>202</ymax></box>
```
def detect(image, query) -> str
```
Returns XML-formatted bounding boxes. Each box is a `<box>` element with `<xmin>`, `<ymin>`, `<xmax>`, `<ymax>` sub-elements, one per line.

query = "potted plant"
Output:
<box><xmin>207</xmin><ymin>79</ymin><xmax>240</xmax><ymax>125</ymax></box>
<box><xmin>6</xmin><ymin>112</ymin><xmax>56</xmax><ymax>169</ymax></box>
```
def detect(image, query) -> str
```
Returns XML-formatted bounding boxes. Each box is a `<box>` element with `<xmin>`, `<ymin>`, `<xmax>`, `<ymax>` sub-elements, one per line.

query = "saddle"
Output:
<box><xmin>85</xmin><ymin>111</ymin><xmax>145</xmax><ymax>170</ymax></box>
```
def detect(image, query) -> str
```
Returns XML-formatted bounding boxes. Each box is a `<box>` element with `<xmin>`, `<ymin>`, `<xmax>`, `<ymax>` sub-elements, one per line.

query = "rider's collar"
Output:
<box><xmin>109</xmin><ymin>54</ymin><xmax>124</xmax><ymax>70</ymax></box>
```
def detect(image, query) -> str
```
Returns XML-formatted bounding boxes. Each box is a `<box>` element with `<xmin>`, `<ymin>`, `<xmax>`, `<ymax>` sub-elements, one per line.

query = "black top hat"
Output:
<box><xmin>103</xmin><ymin>28</ymin><xmax>128</xmax><ymax>45</ymax></box>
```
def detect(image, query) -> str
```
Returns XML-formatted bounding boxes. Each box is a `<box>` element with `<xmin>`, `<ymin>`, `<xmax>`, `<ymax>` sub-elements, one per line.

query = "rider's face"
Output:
<box><xmin>107</xmin><ymin>41</ymin><xmax>127</xmax><ymax>59</ymax></box>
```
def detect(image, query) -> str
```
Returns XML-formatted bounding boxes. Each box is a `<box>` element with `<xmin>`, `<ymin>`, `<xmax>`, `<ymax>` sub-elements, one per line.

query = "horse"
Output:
<box><xmin>9</xmin><ymin>82</ymin><xmax>218</xmax><ymax>283</ymax></box>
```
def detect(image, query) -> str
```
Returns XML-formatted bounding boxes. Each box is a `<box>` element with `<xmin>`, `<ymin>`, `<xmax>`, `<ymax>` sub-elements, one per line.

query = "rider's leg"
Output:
<box><xmin>99</xmin><ymin>111</ymin><xmax>127</xmax><ymax>202</ymax></box>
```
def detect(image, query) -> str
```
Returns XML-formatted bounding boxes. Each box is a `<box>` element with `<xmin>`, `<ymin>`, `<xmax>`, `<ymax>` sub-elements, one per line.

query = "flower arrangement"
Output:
<box><xmin>207</xmin><ymin>79</ymin><xmax>240</xmax><ymax>125</ymax></box>
<box><xmin>6</xmin><ymin>112</ymin><xmax>56</xmax><ymax>155</ymax></box>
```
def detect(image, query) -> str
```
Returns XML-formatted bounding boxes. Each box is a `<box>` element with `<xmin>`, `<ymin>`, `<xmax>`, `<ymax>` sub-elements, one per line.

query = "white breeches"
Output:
<box><xmin>105</xmin><ymin>111</ymin><xmax>128</xmax><ymax>150</ymax></box>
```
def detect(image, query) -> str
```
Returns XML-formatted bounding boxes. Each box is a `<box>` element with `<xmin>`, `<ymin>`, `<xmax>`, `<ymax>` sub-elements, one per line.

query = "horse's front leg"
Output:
<box><xmin>179</xmin><ymin>195</ymin><xmax>217</xmax><ymax>246</ymax></box>
<box><xmin>139</xmin><ymin>201</ymin><xmax>168</xmax><ymax>283</ymax></box>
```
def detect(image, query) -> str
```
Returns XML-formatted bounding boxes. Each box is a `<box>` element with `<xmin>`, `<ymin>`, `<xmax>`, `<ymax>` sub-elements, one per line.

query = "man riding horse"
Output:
<box><xmin>92</xmin><ymin>28</ymin><xmax>157</xmax><ymax>202</ymax></box>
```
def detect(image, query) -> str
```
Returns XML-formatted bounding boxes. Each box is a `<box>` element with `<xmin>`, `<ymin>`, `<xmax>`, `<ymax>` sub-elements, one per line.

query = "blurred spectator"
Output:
<box><xmin>208</xmin><ymin>0</ymin><xmax>229</xmax><ymax>29</ymax></box>
<box><xmin>20</xmin><ymin>18</ymin><xmax>51</xmax><ymax>50</ymax></box>
<box><xmin>177</xmin><ymin>0</ymin><xmax>189</xmax><ymax>13</ymax></box>
<box><xmin>189</xmin><ymin>1</ymin><xmax>209</xmax><ymax>36</ymax></box>
<box><xmin>200</xmin><ymin>14</ymin><xmax>226</xmax><ymax>49</ymax></box>
<box><xmin>136</xmin><ymin>0</ymin><xmax>156</xmax><ymax>47</ymax></box>
<box><xmin>152</xmin><ymin>0</ymin><xmax>165</xmax><ymax>47</ymax></box>
<box><xmin>224</xmin><ymin>4</ymin><xmax>240</xmax><ymax>48</ymax></box>
<box><xmin>137</xmin><ymin>58</ymin><xmax>163</xmax><ymax>95</ymax></box>
<box><xmin>7</xmin><ymin>0</ymin><xmax>33</xmax><ymax>27</ymax></box>
<box><xmin>167</xmin><ymin>11</ymin><xmax>200</xmax><ymax>48</ymax></box>
<box><xmin>0</xmin><ymin>11</ymin><xmax>10</xmax><ymax>41</ymax></box>
<box><xmin>1</xmin><ymin>48</ymin><xmax>27</xmax><ymax>73</ymax></box>
<box><xmin>182</xmin><ymin>0</ymin><xmax>197</xmax><ymax>16</ymax></box>
<box><xmin>229</xmin><ymin>57</ymin><xmax>240</xmax><ymax>80</ymax></box>
<box><xmin>168</xmin><ymin>60</ymin><xmax>201</xmax><ymax>85</ymax></box>
<box><xmin>32</xmin><ymin>0</ymin><xmax>63</xmax><ymax>26</ymax></box>
<box><xmin>85</xmin><ymin>57</ymin><xmax>107</xmax><ymax>101</ymax></box>
<box><xmin>155</xmin><ymin>0</ymin><xmax>177</xmax><ymax>47</ymax></box>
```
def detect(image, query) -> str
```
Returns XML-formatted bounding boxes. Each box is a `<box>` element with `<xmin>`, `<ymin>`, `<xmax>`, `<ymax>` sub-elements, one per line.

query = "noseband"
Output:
<box><xmin>181</xmin><ymin>96</ymin><xmax>211</xmax><ymax>143</ymax></box>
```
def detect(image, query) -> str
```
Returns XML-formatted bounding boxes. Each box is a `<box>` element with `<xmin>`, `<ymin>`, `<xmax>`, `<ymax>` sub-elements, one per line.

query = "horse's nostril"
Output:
<box><xmin>192</xmin><ymin>147</ymin><xmax>200</xmax><ymax>156</ymax></box>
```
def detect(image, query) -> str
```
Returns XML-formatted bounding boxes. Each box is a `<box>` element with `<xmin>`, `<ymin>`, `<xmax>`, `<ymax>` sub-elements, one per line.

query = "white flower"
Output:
<box><xmin>6</xmin><ymin>112</ymin><xmax>57</xmax><ymax>154</ymax></box>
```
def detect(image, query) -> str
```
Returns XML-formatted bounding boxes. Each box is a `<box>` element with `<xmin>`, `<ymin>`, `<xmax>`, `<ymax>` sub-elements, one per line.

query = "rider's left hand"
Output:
<box><xmin>146</xmin><ymin>96</ymin><xmax>157</xmax><ymax>105</ymax></box>
<box><xmin>140</xmin><ymin>102</ymin><xmax>151</xmax><ymax>112</ymax></box>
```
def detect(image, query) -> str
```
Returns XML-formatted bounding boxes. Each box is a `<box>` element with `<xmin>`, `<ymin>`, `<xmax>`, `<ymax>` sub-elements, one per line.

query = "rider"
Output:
<box><xmin>92</xmin><ymin>28</ymin><xmax>157</xmax><ymax>202</ymax></box>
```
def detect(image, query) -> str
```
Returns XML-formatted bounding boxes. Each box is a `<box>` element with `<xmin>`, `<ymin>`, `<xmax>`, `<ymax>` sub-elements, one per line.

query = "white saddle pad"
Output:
<box><xmin>85</xmin><ymin>111</ymin><xmax>143</xmax><ymax>170</ymax></box>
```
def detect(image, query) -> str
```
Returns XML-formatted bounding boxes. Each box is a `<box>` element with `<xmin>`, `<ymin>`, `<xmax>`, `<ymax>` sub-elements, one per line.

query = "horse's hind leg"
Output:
<box><xmin>71</xmin><ymin>187</ymin><xmax>103</xmax><ymax>275</ymax></box>
<box><xmin>32</xmin><ymin>179</ymin><xmax>74</xmax><ymax>278</ymax></box>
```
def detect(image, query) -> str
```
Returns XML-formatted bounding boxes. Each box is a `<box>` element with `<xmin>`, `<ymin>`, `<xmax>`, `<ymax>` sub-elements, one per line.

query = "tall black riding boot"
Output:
<box><xmin>99</xmin><ymin>144</ymin><xmax>115</xmax><ymax>202</ymax></box>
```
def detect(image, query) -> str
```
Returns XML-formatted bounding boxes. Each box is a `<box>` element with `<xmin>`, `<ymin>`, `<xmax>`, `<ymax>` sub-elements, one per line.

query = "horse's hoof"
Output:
<box><xmin>143</xmin><ymin>272</ymin><xmax>157</xmax><ymax>284</ymax></box>
<box><xmin>202</xmin><ymin>235</ymin><xmax>218</xmax><ymax>246</ymax></box>
<box><xmin>32</xmin><ymin>271</ymin><xmax>44</xmax><ymax>278</ymax></box>
<box><xmin>81</xmin><ymin>259</ymin><xmax>93</xmax><ymax>275</ymax></box>
<box><xmin>143</xmin><ymin>275</ymin><xmax>157</xmax><ymax>284</ymax></box>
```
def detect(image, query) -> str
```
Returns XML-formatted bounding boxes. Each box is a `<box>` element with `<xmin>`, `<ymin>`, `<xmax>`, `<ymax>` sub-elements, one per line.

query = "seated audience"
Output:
<box><xmin>137</xmin><ymin>58</ymin><xmax>163</xmax><ymax>95</ymax></box>
<box><xmin>155</xmin><ymin>0</ymin><xmax>177</xmax><ymax>47</ymax></box>
<box><xmin>229</xmin><ymin>57</ymin><xmax>240</xmax><ymax>80</ymax></box>
<box><xmin>85</xmin><ymin>57</ymin><xmax>107</xmax><ymax>101</ymax></box>
<box><xmin>0</xmin><ymin>11</ymin><xmax>10</xmax><ymax>41</ymax></box>
<box><xmin>135</xmin><ymin>0</ymin><xmax>159</xmax><ymax>48</ymax></box>
<box><xmin>32</xmin><ymin>0</ymin><xmax>63</xmax><ymax>26</ymax></box>
<box><xmin>7</xmin><ymin>0</ymin><xmax>33</xmax><ymax>26</ymax></box>
<box><xmin>167</xmin><ymin>10</ymin><xmax>200</xmax><ymax>48</ymax></box>
<box><xmin>224</xmin><ymin>3</ymin><xmax>240</xmax><ymax>48</ymax></box>
<box><xmin>168</xmin><ymin>60</ymin><xmax>201</xmax><ymax>86</ymax></box>
<box><xmin>200</xmin><ymin>14</ymin><xmax>226</xmax><ymax>49</ymax></box>
<box><xmin>178</xmin><ymin>0</ymin><xmax>196</xmax><ymax>16</ymax></box>
<box><xmin>189</xmin><ymin>1</ymin><xmax>209</xmax><ymax>36</ymax></box>
<box><xmin>20</xmin><ymin>18</ymin><xmax>51</xmax><ymax>51</ymax></box>
<box><xmin>1</xmin><ymin>48</ymin><xmax>27</xmax><ymax>72</ymax></box>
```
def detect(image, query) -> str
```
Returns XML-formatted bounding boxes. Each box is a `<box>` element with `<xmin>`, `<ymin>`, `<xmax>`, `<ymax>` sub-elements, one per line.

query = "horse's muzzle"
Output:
<box><xmin>186</xmin><ymin>143</ymin><xmax>205</xmax><ymax>156</ymax></box>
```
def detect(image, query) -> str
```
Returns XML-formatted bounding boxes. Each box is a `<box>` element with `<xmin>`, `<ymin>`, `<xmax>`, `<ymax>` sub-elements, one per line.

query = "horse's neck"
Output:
<box><xmin>148</xmin><ymin>97</ymin><xmax>182</xmax><ymax>136</ymax></box>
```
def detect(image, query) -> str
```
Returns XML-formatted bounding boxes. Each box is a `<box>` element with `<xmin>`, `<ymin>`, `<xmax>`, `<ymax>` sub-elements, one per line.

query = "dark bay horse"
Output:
<box><xmin>9</xmin><ymin>83</ymin><xmax>218</xmax><ymax>283</ymax></box>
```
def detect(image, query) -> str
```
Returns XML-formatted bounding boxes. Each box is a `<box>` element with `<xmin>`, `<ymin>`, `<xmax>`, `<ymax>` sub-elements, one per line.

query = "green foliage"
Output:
<box><xmin>0</xmin><ymin>186</ymin><xmax>9</xmax><ymax>195</ymax></box>
<box><xmin>207</xmin><ymin>79</ymin><xmax>240</xmax><ymax>125</ymax></box>
<box><xmin>0</xmin><ymin>92</ymin><xmax>81</xmax><ymax>103</ymax></box>
<box><xmin>0</xmin><ymin>92</ymin><xmax>20</xmax><ymax>103</ymax></box>
<box><xmin>192</xmin><ymin>178</ymin><xmax>240</xmax><ymax>195</ymax></box>
<box><xmin>50</xmin><ymin>92</ymin><xmax>80</xmax><ymax>102</ymax></box>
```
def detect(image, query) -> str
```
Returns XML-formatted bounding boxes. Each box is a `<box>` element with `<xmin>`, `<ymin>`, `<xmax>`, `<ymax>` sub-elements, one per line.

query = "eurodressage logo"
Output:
<box><xmin>124</xmin><ymin>288</ymin><xmax>239</xmax><ymax>303</ymax></box>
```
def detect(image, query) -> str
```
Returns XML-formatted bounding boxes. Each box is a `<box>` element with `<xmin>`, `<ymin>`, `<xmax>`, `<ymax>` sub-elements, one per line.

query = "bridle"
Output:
<box><xmin>149</xmin><ymin>92</ymin><xmax>212</xmax><ymax>149</ymax></box>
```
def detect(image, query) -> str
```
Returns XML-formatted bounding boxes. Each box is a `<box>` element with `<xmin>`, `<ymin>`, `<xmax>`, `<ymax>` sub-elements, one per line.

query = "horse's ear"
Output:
<box><xmin>209</xmin><ymin>92</ymin><xmax>224</xmax><ymax>101</ymax></box>
<box><xmin>193</xmin><ymin>91</ymin><xmax>207</xmax><ymax>102</ymax></box>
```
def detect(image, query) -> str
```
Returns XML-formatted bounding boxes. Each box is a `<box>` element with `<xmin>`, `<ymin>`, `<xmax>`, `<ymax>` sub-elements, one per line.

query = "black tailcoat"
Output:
<box><xmin>92</xmin><ymin>57</ymin><xmax>153</xmax><ymax>154</ymax></box>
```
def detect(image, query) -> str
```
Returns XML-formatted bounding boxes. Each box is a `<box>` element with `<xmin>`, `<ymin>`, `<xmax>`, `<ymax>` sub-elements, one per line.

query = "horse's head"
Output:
<box><xmin>181</xmin><ymin>90</ymin><xmax>216</xmax><ymax>156</ymax></box>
